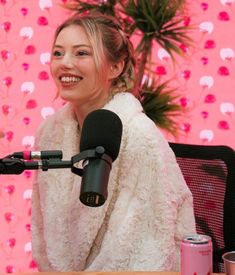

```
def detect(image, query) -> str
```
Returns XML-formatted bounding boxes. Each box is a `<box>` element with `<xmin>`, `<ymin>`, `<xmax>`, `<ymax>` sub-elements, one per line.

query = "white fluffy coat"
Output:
<box><xmin>31</xmin><ymin>92</ymin><xmax>196</xmax><ymax>271</ymax></box>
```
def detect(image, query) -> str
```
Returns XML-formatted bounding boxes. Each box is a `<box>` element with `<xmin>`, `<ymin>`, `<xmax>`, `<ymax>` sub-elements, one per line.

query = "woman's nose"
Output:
<box><xmin>60</xmin><ymin>54</ymin><xmax>74</xmax><ymax>68</ymax></box>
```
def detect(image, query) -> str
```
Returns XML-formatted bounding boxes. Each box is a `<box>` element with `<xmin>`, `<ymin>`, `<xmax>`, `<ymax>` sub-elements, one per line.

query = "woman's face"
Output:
<box><xmin>50</xmin><ymin>24</ymin><xmax>111</xmax><ymax>107</ymax></box>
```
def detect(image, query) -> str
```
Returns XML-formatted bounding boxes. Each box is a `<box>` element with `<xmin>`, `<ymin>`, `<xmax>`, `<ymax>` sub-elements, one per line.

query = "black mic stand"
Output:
<box><xmin>0</xmin><ymin>146</ymin><xmax>112</xmax><ymax>207</ymax></box>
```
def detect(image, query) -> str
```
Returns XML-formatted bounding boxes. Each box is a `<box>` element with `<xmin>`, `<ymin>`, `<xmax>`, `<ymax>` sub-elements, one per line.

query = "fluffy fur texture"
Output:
<box><xmin>31</xmin><ymin>92</ymin><xmax>196</xmax><ymax>272</ymax></box>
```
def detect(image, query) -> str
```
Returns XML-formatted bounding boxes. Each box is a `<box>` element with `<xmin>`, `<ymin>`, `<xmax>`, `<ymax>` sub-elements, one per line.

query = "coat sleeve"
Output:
<box><xmin>141</xmin><ymin>122</ymin><xmax>196</xmax><ymax>270</ymax></box>
<box><xmin>144</xmin><ymin>125</ymin><xmax>196</xmax><ymax>270</ymax></box>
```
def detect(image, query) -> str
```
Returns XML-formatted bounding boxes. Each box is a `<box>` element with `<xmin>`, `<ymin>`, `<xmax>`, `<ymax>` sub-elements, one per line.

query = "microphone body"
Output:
<box><xmin>80</xmin><ymin>155</ymin><xmax>111</xmax><ymax>206</ymax></box>
<box><xmin>79</xmin><ymin>109</ymin><xmax>123</xmax><ymax>207</ymax></box>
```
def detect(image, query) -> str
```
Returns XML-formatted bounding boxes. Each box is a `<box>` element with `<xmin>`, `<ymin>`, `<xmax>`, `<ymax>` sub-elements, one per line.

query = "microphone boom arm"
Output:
<box><xmin>0</xmin><ymin>157</ymin><xmax>72</xmax><ymax>175</ymax></box>
<box><xmin>0</xmin><ymin>146</ymin><xmax>111</xmax><ymax>177</ymax></box>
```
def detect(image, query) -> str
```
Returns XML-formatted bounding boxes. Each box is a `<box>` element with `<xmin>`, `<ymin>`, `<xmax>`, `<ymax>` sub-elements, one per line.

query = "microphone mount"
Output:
<box><xmin>0</xmin><ymin>146</ymin><xmax>112</xmax><ymax>176</ymax></box>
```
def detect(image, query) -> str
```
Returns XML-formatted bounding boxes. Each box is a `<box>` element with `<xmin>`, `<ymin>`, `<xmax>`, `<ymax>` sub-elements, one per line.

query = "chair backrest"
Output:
<box><xmin>169</xmin><ymin>142</ymin><xmax>235</xmax><ymax>273</ymax></box>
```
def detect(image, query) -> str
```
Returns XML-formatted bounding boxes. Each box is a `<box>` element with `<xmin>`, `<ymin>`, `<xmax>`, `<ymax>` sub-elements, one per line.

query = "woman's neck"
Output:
<box><xmin>71</xmin><ymin>94</ymin><xmax>112</xmax><ymax>129</ymax></box>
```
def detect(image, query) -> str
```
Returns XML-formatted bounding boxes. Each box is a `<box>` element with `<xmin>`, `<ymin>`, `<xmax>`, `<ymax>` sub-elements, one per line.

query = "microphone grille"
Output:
<box><xmin>80</xmin><ymin>109</ymin><xmax>123</xmax><ymax>161</ymax></box>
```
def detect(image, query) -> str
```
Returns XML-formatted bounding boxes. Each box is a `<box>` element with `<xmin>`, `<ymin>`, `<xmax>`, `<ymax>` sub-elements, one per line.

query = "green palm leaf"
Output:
<box><xmin>140</xmin><ymin>80</ymin><xmax>183</xmax><ymax>136</ymax></box>
<box><xmin>123</xmin><ymin>0</ymin><xmax>192</xmax><ymax>58</ymax></box>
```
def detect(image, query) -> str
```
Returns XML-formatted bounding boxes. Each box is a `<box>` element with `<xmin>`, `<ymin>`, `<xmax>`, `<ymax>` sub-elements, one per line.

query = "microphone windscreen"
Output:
<box><xmin>80</xmin><ymin>109</ymin><xmax>123</xmax><ymax>161</ymax></box>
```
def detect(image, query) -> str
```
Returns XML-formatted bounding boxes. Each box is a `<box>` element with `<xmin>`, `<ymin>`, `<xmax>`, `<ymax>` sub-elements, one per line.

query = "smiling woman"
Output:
<box><xmin>49</xmin><ymin>15</ymin><xmax>133</xmax><ymax>126</ymax></box>
<box><xmin>31</xmin><ymin>12</ymin><xmax>196</xmax><ymax>272</ymax></box>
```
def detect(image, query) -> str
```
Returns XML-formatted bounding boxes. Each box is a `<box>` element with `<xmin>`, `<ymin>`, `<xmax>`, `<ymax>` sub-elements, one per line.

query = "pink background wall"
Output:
<box><xmin>0</xmin><ymin>0</ymin><xmax>234</xmax><ymax>273</ymax></box>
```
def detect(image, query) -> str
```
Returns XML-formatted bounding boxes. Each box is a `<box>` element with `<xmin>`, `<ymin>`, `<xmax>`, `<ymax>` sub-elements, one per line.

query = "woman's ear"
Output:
<box><xmin>108</xmin><ymin>60</ymin><xmax>125</xmax><ymax>80</ymax></box>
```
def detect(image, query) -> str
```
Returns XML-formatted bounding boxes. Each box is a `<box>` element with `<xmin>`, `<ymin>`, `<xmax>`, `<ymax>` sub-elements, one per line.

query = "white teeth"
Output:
<box><xmin>61</xmin><ymin>76</ymin><xmax>81</xmax><ymax>83</ymax></box>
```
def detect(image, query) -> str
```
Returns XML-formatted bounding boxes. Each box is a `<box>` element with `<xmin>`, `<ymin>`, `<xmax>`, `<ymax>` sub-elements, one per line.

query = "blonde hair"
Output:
<box><xmin>53</xmin><ymin>12</ymin><xmax>136</xmax><ymax>95</ymax></box>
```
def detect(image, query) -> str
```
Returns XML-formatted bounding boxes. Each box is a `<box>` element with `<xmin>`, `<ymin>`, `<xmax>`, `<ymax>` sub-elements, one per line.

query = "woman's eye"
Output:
<box><xmin>52</xmin><ymin>50</ymin><xmax>63</xmax><ymax>57</ymax></box>
<box><xmin>75</xmin><ymin>50</ymin><xmax>88</xmax><ymax>56</ymax></box>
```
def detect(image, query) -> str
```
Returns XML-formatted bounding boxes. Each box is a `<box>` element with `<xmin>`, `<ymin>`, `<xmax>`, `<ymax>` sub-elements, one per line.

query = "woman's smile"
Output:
<box><xmin>59</xmin><ymin>73</ymin><xmax>83</xmax><ymax>88</ymax></box>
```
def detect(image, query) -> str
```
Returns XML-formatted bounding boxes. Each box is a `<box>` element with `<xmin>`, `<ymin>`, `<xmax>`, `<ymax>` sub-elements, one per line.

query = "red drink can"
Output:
<box><xmin>181</xmin><ymin>234</ymin><xmax>212</xmax><ymax>275</ymax></box>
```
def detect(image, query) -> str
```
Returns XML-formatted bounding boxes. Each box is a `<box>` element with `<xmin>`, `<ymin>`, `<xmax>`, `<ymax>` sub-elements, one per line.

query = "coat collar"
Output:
<box><xmin>58</xmin><ymin>92</ymin><xmax>143</xmax><ymax>130</ymax></box>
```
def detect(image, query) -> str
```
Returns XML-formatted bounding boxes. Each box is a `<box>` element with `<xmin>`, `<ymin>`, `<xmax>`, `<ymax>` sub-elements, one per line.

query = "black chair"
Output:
<box><xmin>169</xmin><ymin>142</ymin><xmax>235</xmax><ymax>273</ymax></box>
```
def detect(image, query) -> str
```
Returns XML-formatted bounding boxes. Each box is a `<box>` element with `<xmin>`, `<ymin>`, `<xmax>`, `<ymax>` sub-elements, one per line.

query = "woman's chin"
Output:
<box><xmin>59</xmin><ymin>91</ymin><xmax>77</xmax><ymax>102</ymax></box>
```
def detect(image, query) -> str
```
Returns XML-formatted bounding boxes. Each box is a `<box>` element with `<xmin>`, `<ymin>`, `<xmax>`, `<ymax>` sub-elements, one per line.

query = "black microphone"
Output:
<box><xmin>79</xmin><ymin>109</ymin><xmax>123</xmax><ymax>207</ymax></box>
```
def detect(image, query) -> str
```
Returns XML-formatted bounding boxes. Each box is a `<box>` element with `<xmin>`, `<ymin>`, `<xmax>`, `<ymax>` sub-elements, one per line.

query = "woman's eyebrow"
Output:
<box><xmin>53</xmin><ymin>44</ymin><xmax>92</xmax><ymax>49</ymax></box>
